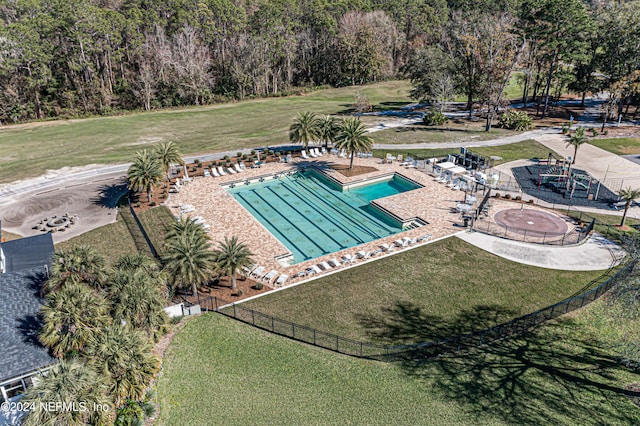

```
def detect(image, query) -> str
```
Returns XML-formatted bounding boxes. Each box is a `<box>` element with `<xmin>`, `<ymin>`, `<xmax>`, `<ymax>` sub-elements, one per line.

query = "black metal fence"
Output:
<box><xmin>471</xmin><ymin>216</ymin><xmax>594</xmax><ymax>246</ymax></box>
<box><xmin>195</xmin><ymin>259</ymin><xmax>636</xmax><ymax>362</ymax></box>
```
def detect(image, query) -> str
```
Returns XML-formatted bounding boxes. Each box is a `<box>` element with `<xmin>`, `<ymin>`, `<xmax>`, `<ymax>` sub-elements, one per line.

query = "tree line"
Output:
<box><xmin>0</xmin><ymin>0</ymin><xmax>638</xmax><ymax>125</ymax></box>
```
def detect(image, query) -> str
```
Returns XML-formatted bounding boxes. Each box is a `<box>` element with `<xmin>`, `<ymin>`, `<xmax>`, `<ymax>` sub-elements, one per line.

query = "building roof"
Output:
<box><xmin>1</xmin><ymin>233</ymin><xmax>53</xmax><ymax>273</ymax></box>
<box><xmin>0</xmin><ymin>268</ymin><xmax>56</xmax><ymax>383</ymax></box>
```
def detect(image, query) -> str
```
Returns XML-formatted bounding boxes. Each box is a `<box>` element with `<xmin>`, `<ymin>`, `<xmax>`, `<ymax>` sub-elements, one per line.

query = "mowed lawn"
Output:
<box><xmin>588</xmin><ymin>137</ymin><xmax>640</xmax><ymax>155</ymax></box>
<box><xmin>242</xmin><ymin>237</ymin><xmax>605</xmax><ymax>344</ymax></box>
<box><xmin>155</xmin><ymin>311</ymin><xmax>640</xmax><ymax>425</ymax></box>
<box><xmin>373</xmin><ymin>124</ymin><xmax>513</xmax><ymax>145</ymax></box>
<box><xmin>0</xmin><ymin>81</ymin><xmax>411</xmax><ymax>184</ymax></box>
<box><xmin>374</xmin><ymin>139</ymin><xmax>559</xmax><ymax>166</ymax></box>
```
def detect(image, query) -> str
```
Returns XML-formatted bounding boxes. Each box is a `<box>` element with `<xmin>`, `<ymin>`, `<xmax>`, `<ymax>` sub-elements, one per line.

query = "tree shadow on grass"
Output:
<box><xmin>361</xmin><ymin>301</ymin><xmax>640</xmax><ymax>424</ymax></box>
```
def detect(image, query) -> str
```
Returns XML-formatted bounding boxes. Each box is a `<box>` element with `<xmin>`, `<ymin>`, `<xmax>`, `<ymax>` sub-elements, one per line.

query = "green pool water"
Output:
<box><xmin>227</xmin><ymin>169</ymin><xmax>421</xmax><ymax>263</ymax></box>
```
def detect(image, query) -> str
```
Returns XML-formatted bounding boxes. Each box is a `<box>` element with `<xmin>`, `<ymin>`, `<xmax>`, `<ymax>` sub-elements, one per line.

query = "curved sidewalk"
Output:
<box><xmin>456</xmin><ymin>231</ymin><xmax>625</xmax><ymax>271</ymax></box>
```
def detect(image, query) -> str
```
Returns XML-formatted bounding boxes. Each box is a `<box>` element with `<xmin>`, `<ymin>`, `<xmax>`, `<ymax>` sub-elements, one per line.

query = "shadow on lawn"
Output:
<box><xmin>362</xmin><ymin>301</ymin><xmax>640</xmax><ymax>425</ymax></box>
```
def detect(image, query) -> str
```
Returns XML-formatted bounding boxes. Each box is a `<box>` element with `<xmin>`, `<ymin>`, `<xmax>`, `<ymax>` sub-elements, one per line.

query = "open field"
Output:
<box><xmin>243</xmin><ymin>238</ymin><xmax>604</xmax><ymax>343</ymax></box>
<box><xmin>0</xmin><ymin>81</ymin><xmax>412</xmax><ymax>184</ymax></box>
<box><xmin>373</xmin><ymin>123</ymin><xmax>513</xmax><ymax>145</ymax></box>
<box><xmin>137</xmin><ymin>206</ymin><xmax>175</xmax><ymax>257</ymax></box>
<box><xmin>374</xmin><ymin>140</ymin><xmax>559</xmax><ymax>166</ymax></box>
<box><xmin>155</xmin><ymin>309</ymin><xmax>640</xmax><ymax>425</ymax></box>
<box><xmin>588</xmin><ymin>138</ymin><xmax>640</xmax><ymax>155</ymax></box>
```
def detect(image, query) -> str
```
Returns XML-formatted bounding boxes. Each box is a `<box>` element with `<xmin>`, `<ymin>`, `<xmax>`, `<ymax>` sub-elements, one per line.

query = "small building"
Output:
<box><xmin>0</xmin><ymin>234</ymin><xmax>56</xmax><ymax>421</ymax></box>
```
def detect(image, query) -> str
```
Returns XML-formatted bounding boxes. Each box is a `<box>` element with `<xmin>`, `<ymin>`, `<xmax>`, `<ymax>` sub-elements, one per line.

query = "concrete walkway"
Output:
<box><xmin>456</xmin><ymin>231</ymin><xmax>625</xmax><ymax>271</ymax></box>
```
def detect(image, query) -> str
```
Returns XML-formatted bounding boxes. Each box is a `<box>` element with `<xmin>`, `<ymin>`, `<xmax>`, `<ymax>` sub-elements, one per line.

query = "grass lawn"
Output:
<box><xmin>374</xmin><ymin>140</ymin><xmax>561</xmax><ymax>167</ymax></box>
<box><xmin>155</xmin><ymin>309</ymin><xmax>640</xmax><ymax>425</ymax></box>
<box><xmin>1</xmin><ymin>229</ymin><xmax>22</xmax><ymax>242</ymax></box>
<box><xmin>372</xmin><ymin>123</ymin><xmax>513</xmax><ymax>145</ymax></box>
<box><xmin>137</xmin><ymin>206</ymin><xmax>176</xmax><ymax>257</ymax></box>
<box><xmin>564</xmin><ymin>210</ymin><xmax>640</xmax><ymax>242</ymax></box>
<box><xmin>588</xmin><ymin>138</ymin><xmax>640</xmax><ymax>155</ymax></box>
<box><xmin>0</xmin><ymin>81</ymin><xmax>412</xmax><ymax>184</ymax></box>
<box><xmin>242</xmin><ymin>238</ymin><xmax>604</xmax><ymax>343</ymax></box>
<box><xmin>55</xmin><ymin>216</ymin><xmax>139</xmax><ymax>265</ymax></box>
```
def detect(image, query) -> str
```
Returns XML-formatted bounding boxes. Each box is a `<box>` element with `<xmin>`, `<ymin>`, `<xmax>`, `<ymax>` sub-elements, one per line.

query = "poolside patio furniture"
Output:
<box><xmin>211</xmin><ymin>168</ymin><xmax>220</xmax><ymax>177</ymax></box>
<box><xmin>301</xmin><ymin>150</ymin><xmax>310</xmax><ymax>160</ymax></box>
<box><xmin>250</xmin><ymin>266</ymin><xmax>266</xmax><ymax>279</ymax></box>
<box><xmin>239</xmin><ymin>162</ymin><xmax>247</xmax><ymax>170</ymax></box>
<box><xmin>294</xmin><ymin>271</ymin><xmax>307</xmax><ymax>279</ymax></box>
<box><xmin>217</xmin><ymin>166</ymin><xmax>227</xmax><ymax>175</ymax></box>
<box><xmin>321</xmin><ymin>147</ymin><xmax>327</xmax><ymax>154</ymax></box>
<box><xmin>306</xmin><ymin>265</ymin><xmax>322</xmax><ymax>275</ymax></box>
<box><xmin>417</xmin><ymin>233</ymin><xmax>433</xmax><ymax>242</ymax></box>
<box><xmin>356</xmin><ymin>250</ymin><xmax>371</xmax><ymax>259</ymax></box>
<box><xmin>204</xmin><ymin>169</ymin><xmax>211</xmax><ymax>177</ymax></box>
<box><xmin>330</xmin><ymin>148</ymin><xmax>339</xmax><ymax>155</ymax></box>
<box><xmin>328</xmin><ymin>258</ymin><xmax>342</xmax><ymax>268</ymax></box>
<box><xmin>341</xmin><ymin>254</ymin><xmax>355</xmax><ymax>264</ymax></box>
<box><xmin>275</xmin><ymin>274</ymin><xmax>289</xmax><ymax>287</ymax></box>
<box><xmin>227</xmin><ymin>167</ymin><xmax>237</xmax><ymax>174</ymax></box>
<box><xmin>234</xmin><ymin>164</ymin><xmax>243</xmax><ymax>173</ymax></box>
<box><xmin>380</xmin><ymin>243</ymin><xmax>394</xmax><ymax>252</ymax></box>
<box><xmin>318</xmin><ymin>261</ymin><xmax>332</xmax><ymax>270</ymax></box>
<box><xmin>339</xmin><ymin>149</ymin><xmax>347</xmax><ymax>158</ymax></box>
<box><xmin>393</xmin><ymin>239</ymin><xmax>407</xmax><ymax>248</ymax></box>
<box><xmin>262</xmin><ymin>270</ymin><xmax>278</xmax><ymax>283</ymax></box>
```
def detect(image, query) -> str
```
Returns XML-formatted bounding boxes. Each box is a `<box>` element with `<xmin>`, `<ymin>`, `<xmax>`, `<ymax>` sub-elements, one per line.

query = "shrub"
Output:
<box><xmin>149</xmin><ymin>201</ymin><xmax>156</xmax><ymax>206</ymax></box>
<box><xmin>591</xmin><ymin>128</ymin><xmax>599</xmax><ymax>136</ymax></box>
<box><xmin>254</xmin><ymin>282</ymin><xmax>263</xmax><ymax>290</ymax></box>
<box><xmin>275</xmin><ymin>152</ymin><xmax>281</xmax><ymax>157</ymax></box>
<box><xmin>561</xmin><ymin>124</ymin><xmax>569</xmax><ymax>134</ymax></box>
<box><xmin>603</xmin><ymin>130</ymin><xmax>609</xmax><ymax>136</ymax></box>
<box><xmin>250</xmin><ymin>150</ymin><xmax>256</xmax><ymax>155</ymax></box>
<box><xmin>235</xmin><ymin>289</ymin><xmax>243</xmax><ymax>297</ymax></box>
<box><xmin>498</xmin><ymin>110</ymin><xmax>533</xmax><ymax>131</ymax></box>
<box><xmin>224</xmin><ymin>155</ymin><xmax>230</xmax><ymax>161</ymax></box>
<box><xmin>268</xmin><ymin>149</ymin><xmax>274</xmax><ymax>156</ymax></box>
<box><xmin>236</xmin><ymin>152</ymin><xmax>242</xmax><ymax>158</ymax></box>
<box><xmin>504</xmin><ymin>194</ymin><xmax>511</xmax><ymax>199</ymax></box>
<box><xmin>135</xmin><ymin>201</ymin><xmax>141</xmax><ymax>207</ymax></box>
<box><xmin>242</xmin><ymin>153</ymin><xmax>248</xmax><ymax>160</ymax></box>
<box><xmin>195</xmin><ymin>158</ymin><xmax>201</xmax><ymax>166</ymax></box>
<box><xmin>423</xmin><ymin>109</ymin><xmax>448</xmax><ymax>126</ymax></box>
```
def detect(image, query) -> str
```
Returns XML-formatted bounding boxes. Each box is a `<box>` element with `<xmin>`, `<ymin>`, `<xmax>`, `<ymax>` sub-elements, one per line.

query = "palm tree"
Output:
<box><xmin>127</xmin><ymin>149</ymin><xmax>163</xmax><ymax>203</ymax></box>
<box><xmin>113</xmin><ymin>253</ymin><xmax>159</xmax><ymax>273</ymax></box>
<box><xmin>565</xmin><ymin>126</ymin><xmax>587</xmax><ymax>164</ymax></box>
<box><xmin>21</xmin><ymin>359</ymin><xmax>111</xmax><ymax>426</ymax></box>
<box><xmin>155</xmin><ymin>141</ymin><xmax>184</xmax><ymax>181</ymax></box>
<box><xmin>334</xmin><ymin>117</ymin><xmax>374</xmax><ymax>170</ymax></box>
<box><xmin>109</xmin><ymin>270</ymin><xmax>169</xmax><ymax>341</ymax></box>
<box><xmin>162</xmin><ymin>218</ymin><xmax>215</xmax><ymax>296</ymax></box>
<box><xmin>618</xmin><ymin>187</ymin><xmax>640</xmax><ymax>227</ymax></box>
<box><xmin>46</xmin><ymin>245</ymin><xmax>107</xmax><ymax>293</ymax></box>
<box><xmin>318</xmin><ymin>115</ymin><xmax>340</xmax><ymax>149</ymax></box>
<box><xmin>289</xmin><ymin>111</ymin><xmax>320</xmax><ymax>149</ymax></box>
<box><xmin>39</xmin><ymin>282</ymin><xmax>111</xmax><ymax>358</ymax></box>
<box><xmin>86</xmin><ymin>325</ymin><xmax>160</xmax><ymax>407</ymax></box>
<box><xmin>213</xmin><ymin>236</ymin><xmax>254</xmax><ymax>292</ymax></box>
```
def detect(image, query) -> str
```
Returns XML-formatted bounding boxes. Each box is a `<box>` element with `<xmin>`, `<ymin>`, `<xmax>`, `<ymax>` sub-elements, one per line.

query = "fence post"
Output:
<box><xmin>252</xmin><ymin>310</ymin><xmax>255</xmax><ymax>325</ymax></box>
<box><xmin>360</xmin><ymin>342</ymin><xmax>363</xmax><ymax>358</ymax></box>
<box><xmin>233</xmin><ymin>303</ymin><xmax>237</xmax><ymax>318</ymax></box>
<box><xmin>523</xmin><ymin>229</ymin><xmax>527</xmax><ymax>241</ymax></box>
<box><xmin>336</xmin><ymin>335</ymin><xmax>339</xmax><ymax>352</ymax></box>
<box><xmin>313</xmin><ymin>329</ymin><xmax>316</xmax><ymax>345</ymax></box>
<box><xmin>271</xmin><ymin>317</ymin><xmax>274</xmax><ymax>332</ymax></box>
<box><xmin>292</xmin><ymin>323</ymin><xmax>295</xmax><ymax>338</ymax></box>
<box><xmin>214</xmin><ymin>297</ymin><xmax>218</xmax><ymax>311</ymax></box>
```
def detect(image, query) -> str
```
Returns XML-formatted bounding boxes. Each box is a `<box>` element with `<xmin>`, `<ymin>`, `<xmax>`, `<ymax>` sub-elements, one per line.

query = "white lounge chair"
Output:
<box><xmin>313</xmin><ymin>148</ymin><xmax>322</xmax><ymax>157</ymax></box>
<box><xmin>204</xmin><ymin>169</ymin><xmax>211</xmax><ymax>177</ymax></box>
<box><xmin>242</xmin><ymin>264</ymin><xmax>257</xmax><ymax>277</ymax></box>
<box><xmin>393</xmin><ymin>239</ymin><xmax>407</xmax><ymax>248</ymax></box>
<box><xmin>306</xmin><ymin>265</ymin><xmax>322</xmax><ymax>275</ymax></box>
<box><xmin>321</xmin><ymin>147</ymin><xmax>327</xmax><ymax>155</ymax></box>
<box><xmin>211</xmin><ymin>168</ymin><xmax>220</xmax><ymax>177</ymax></box>
<box><xmin>380</xmin><ymin>243</ymin><xmax>394</xmax><ymax>252</ymax></box>
<box><xmin>301</xmin><ymin>150</ymin><xmax>310</xmax><ymax>160</ymax></box>
<box><xmin>239</xmin><ymin>162</ymin><xmax>247</xmax><ymax>170</ymax></box>
<box><xmin>417</xmin><ymin>233</ymin><xmax>433</xmax><ymax>242</ymax></box>
<box><xmin>217</xmin><ymin>166</ymin><xmax>227</xmax><ymax>175</ymax></box>
<box><xmin>341</xmin><ymin>254</ymin><xmax>355</xmax><ymax>264</ymax></box>
<box><xmin>356</xmin><ymin>250</ymin><xmax>370</xmax><ymax>259</ymax></box>
<box><xmin>275</xmin><ymin>274</ymin><xmax>289</xmax><ymax>287</ymax></box>
<box><xmin>330</xmin><ymin>148</ymin><xmax>339</xmax><ymax>155</ymax></box>
<box><xmin>262</xmin><ymin>270</ymin><xmax>278</xmax><ymax>283</ymax></box>
<box><xmin>234</xmin><ymin>164</ymin><xmax>243</xmax><ymax>173</ymax></box>
<box><xmin>227</xmin><ymin>167</ymin><xmax>237</xmax><ymax>174</ymax></box>
<box><xmin>250</xmin><ymin>266</ymin><xmax>265</xmax><ymax>279</ymax></box>
<box><xmin>318</xmin><ymin>261</ymin><xmax>332</xmax><ymax>271</ymax></box>
<box><xmin>339</xmin><ymin>149</ymin><xmax>347</xmax><ymax>158</ymax></box>
<box><xmin>328</xmin><ymin>258</ymin><xmax>342</xmax><ymax>268</ymax></box>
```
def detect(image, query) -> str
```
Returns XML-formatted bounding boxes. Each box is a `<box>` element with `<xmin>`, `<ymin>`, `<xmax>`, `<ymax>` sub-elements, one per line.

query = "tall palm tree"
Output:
<box><xmin>318</xmin><ymin>115</ymin><xmax>340</xmax><ymax>149</ymax></box>
<box><xmin>86</xmin><ymin>325</ymin><xmax>160</xmax><ymax>407</ymax></box>
<box><xmin>109</xmin><ymin>270</ymin><xmax>169</xmax><ymax>341</ymax></box>
<box><xmin>127</xmin><ymin>149</ymin><xmax>163</xmax><ymax>203</ymax></box>
<box><xmin>334</xmin><ymin>117</ymin><xmax>374</xmax><ymax>170</ymax></box>
<box><xmin>39</xmin><ymin>282</ymin><xmax>111</xmax><ymax>358</ymax></box>
<box><xmin>21</xmin><ymin>359</ymin><xmax>111</xmax><ymax>426</ymax></box>
<box><xmin>213</xmin><ymin>236</ymin><xmax>254</xmax><ymax>292</ymax></box>
<box><xmin>155</xmin><ymin>141</ymin><xmax>184</xmax><ymax>181</ymax></box>
<box><xmin>565</xmin><ymin>126</ymin><xmax>587</xmax><ymax>164</ymax></box>
<box><xmin>113</xmin><ymin>253</ymin><xmax>159</xmax><ymax>273</ymax></box>
<box><xmin>289</xmin><ymin>111</ymin><xmax>320</xmax><ymax>149</ymax></box>
<box><xmin>44</xmin><ymin>246</ymin><xmax>106</xmax><ymax>293</ymax></box>
<box><xmin>162</xmin><ymin>219</ymin><xmax>215</xmax><ymax>296</ymax></box>
<box><xmin>46</xmin><ymin>245</ymin><xmax>107</xmax><ymax>293</ymax></box>
<box><xmin>618</xmin><ymin>187</ymin><xmax>640</xmax><ymax>227</ymax></box>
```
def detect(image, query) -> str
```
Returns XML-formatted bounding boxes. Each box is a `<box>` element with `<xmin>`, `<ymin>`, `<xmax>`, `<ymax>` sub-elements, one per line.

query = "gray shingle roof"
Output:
<box><xmin>0</xmin><ymin>268</ymin><xmax>56</xmax><ymax>383</ymax></box>
<box><xmin>1</xmin><ymin>233</ymin><xmax>54</xmax><ymax>273</ymax></box>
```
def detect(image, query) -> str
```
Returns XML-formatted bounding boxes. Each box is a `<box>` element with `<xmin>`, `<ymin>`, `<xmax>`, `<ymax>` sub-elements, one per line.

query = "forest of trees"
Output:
<box><xmin>0</xmin><ymin>0</ymin><xmax>638</xmax><ymax>124</ymax></box>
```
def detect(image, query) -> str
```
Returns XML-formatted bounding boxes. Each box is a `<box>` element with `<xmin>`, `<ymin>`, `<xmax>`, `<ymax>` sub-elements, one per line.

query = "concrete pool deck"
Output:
<box><xmin>166</xmin><ymin>153</ymin><xmax>465</xmax><ymax>285</ymax></box>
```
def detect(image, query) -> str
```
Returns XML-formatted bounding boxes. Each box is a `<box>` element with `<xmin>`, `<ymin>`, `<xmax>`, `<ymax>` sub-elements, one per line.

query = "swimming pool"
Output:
<box><xmin>226</xmin><ymin>169</ymin><xmax>421</xmax><ymax>263</ymax></box>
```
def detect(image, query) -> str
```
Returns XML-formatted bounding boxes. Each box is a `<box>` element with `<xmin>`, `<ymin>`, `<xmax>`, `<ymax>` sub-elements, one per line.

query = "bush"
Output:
<box><xmin>603</xmin><ymin>130</ymin><xmax>609</xmax><ymax>136</ymax></box>
<box><xmin>503</xmin><ymin>194</ymin><xmax>511</xmax><ymax>199</ymax></box>
<box><xmin>235</xmin><ymin>289</ymin><xmax>243</xmax><ymax>297</ymax></box>
<box><xmin>275</xmin><ymin>152</ymin><xmax>281</xmax><ymax>157</ymax></box>
<box><xmin>251</xmin><ymin>150</ymin><xmax>256</xmax><ymax>155</ymax></box>
<box><xmin>195</xmin><ymin>158</ymin><xmax>201</xmax><ymax>166</ymax></box>
<box><xmin>268</xmin><ymin>149</ymin><xmax>274</xmax><ymax>156</ymax></box>
<box><xmin>224</xmin><ymin>155</ymin><xmax>230</xmax><ymax>161</ymax></box>
<box><xmin>561</xmin><ymin>124</ymin><xmax>569</xmax><ymax>134</ymax></box>
<box><xmin>149</xmin><ymin>201</ymin><xmax>156</xmax><ymax>206</ymax></box>
<box><xmin>423</xmin><ymin>109</ymin><xmax>448</xmax><ymax>126</ymax></box>
<box><xmin>135</xmin><ymin>201</ymin><xmax>141</xmax><ymax>207</ymax></box>
<box><xmin>254</xmin><ymin>282</ymin><xmax>264</xmax><ymax>290</ymax></box>
<box><xmin>498</xmin><ymin>110</ymin><xmax>533</xmax><ymax>131</ymax></box>
<box><xmin>242</xmin><ymin>153</ymin><xmax>248</xmax><ymax>160</ymax></box>
<box><xmin>236</xmin><ymin>152</ymin><xmax>242</xmax><ymax>158</ymax></box>
<box><xmin>591</xmin><ymin>128</ymin><xmax>599</xmax><ymax>136</ymax></box>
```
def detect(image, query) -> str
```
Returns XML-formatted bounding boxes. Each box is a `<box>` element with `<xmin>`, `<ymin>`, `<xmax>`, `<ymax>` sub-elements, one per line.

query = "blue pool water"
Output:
<box><xmin>227</xmin><ymin>169</ymin><xmax>421</xmax><ymax>263</ymax></box>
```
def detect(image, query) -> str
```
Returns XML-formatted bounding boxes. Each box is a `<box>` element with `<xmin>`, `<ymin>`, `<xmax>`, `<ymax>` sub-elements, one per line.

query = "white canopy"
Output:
<box><xmin>435</xmin><ymin>161</ymin><xmax>456</xmax><ymax>171</ymax></box>
<box><xmin>449</xmin><ymin>166</ymin><xmax>467</xmax><ymax>176</ymax></box>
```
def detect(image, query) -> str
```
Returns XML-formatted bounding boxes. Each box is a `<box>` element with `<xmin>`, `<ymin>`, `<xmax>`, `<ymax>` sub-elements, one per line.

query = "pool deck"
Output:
<box><xmin>166</xmin><ymin>153</ymin><xmax>466</xmax><ymax>286</ymax></box>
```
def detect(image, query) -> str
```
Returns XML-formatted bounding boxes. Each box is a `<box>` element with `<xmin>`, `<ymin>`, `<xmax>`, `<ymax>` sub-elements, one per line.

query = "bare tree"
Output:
<box><xmin>170</xmin><ymin>26</ymin><xmax>213</xmax><ymax>105</ymax></box>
